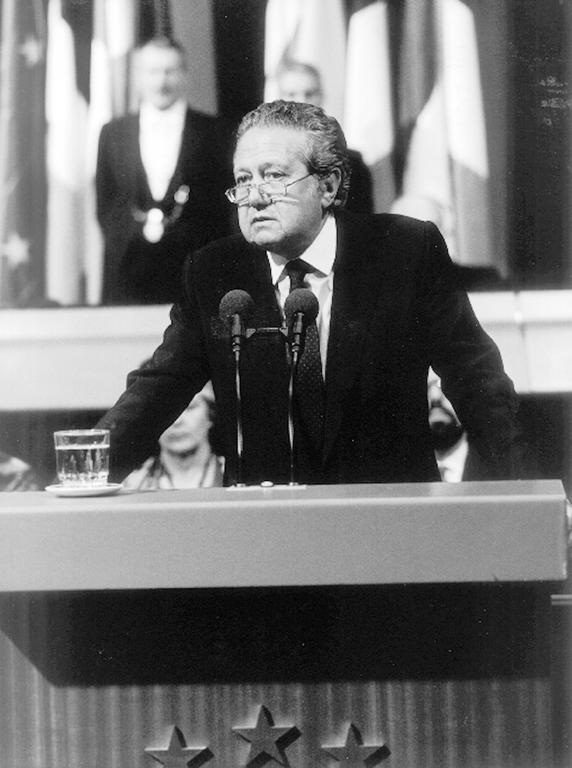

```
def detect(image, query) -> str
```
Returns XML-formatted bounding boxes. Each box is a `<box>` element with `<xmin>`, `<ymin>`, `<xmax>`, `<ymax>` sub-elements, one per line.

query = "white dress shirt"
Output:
<box><xmin>267</xmin><ymin>214</ymin><xmax>337</xmax><ymax>379</ymax></box>
<box><xmin>139</xmin><ymin>99</ymin><xmax>187</xmax><ymax>201</ymax></box>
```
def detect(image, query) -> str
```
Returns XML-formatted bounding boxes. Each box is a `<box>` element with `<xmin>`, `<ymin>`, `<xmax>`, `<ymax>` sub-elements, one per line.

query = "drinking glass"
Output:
<box><xmin>54</xmin><ymin>429</ymin><xmax>110</xmax><ymax>487</ymax></box>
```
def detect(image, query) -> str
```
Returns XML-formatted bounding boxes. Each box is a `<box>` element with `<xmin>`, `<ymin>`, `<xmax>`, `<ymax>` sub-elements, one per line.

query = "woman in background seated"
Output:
<box><xmin>0</xmin><ymin>450</ymin><xmax>39</xmax><ymax>491</ymax></box>
<box><xmin>123</xmin><ymin>383</ymin><xmax>223</xmax><ymax>490</ymax></box>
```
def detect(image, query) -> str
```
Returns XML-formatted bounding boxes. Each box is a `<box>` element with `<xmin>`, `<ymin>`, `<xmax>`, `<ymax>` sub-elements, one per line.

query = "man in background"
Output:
<box><xmin>275</xmin><ymin>60</ymin><xmax>373</xmax><ymax>214</ymax></box>
<box><xmin>96</xmin><ymin>36</ymin><xmax>233</xmax><ymax>305</ymax></box>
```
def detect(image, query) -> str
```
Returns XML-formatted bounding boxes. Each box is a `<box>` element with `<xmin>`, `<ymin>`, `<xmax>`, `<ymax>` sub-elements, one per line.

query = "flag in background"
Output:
<box><xmin>85</xmin><ymin>0</ymin><xmax>136</xmax><ymax>304</ymax></box>
<box><xmin>390</xmin><ymin>0</ymin><xmax>454</xmax><ymax>243</ymax></box>
<box><xmin>0</xmin><ymin>0</ymin><xmax>47</xmax><ymax>306</ymax></box>
<box><xmin>45</xmin><ymin>0</ymin><xmax>92</xmax><ymax>305</ymax></box>
<box><xmin>3</xmin><ymin>0</ymin><xmax>496</xmax><ymax>308</ymax></box>
<box><xmin>263</xmin><ymin>0</ymin><xmax>347</xmax><ymax>123</ymax></box>
<box><xmin>343</xmin><ymin>0</ymin><xmax>396</xmax><ymax>213</ymax></box>
<box><xmin>394</xmin><ymin>0</ymin><xmax>493</xmax><ymax>268</ymax></box>
<box><xmin>91</xmin><ymin>0</ymin><xmax>136</xmax><ymax>128</ymax></box>
<box><xmin>46</xmin><ymin>0</ymin><xmax>139</xmax><ymax>306</ymax></box>
<box><xmin>440</xmin><ymin>0</ymin><xmax>494</xmax><ymax>269</ymax></box>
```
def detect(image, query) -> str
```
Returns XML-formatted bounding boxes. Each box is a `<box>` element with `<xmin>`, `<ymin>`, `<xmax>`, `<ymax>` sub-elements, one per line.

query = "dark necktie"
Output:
<box><xmin>285</xmin><ymin>259</ymin><xmax>325</xmax><ymax>452</ymax></box>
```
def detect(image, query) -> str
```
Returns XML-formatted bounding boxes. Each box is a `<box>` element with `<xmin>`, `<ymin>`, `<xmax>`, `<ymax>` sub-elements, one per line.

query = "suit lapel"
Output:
<box><xmin>126</xmin><ymin>113</ymin><xmax>154</xmax><ymax>204</ymax></box>
<box><xmin>221</xmin><ymin>240</ymin><xmax>282</xmax><ymax>328</ymax></box>
<box><xmin>165</xmin><ymin>108</ymin><xmax>214</xmax><ymax>205</ymax></box>
<box><xmin>244</xmin><ymin>245</ymin><xmax>283</xmax><ymax>327</ymax></box>
<box><xmin>164</xmin><ymin>108</ymin><xmax>192</xmax><ymax>203</ymax></box>
<box><xmin>322</xmin><ymin>213</ymin><xmax>392</xmax><ymax>461</ymax></box>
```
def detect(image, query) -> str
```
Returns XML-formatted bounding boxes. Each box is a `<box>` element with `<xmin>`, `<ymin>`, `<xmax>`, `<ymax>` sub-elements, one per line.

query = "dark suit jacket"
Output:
<box><xmin>462</xmin><ymin>444</ymin><xmax>492</xmax><ymax>481</ymax></box>
<box><xmin>96</xmin><ymin>107</ymin><xmax>234</xmax><ymax>305</ymax></box>
<box><xmin>98</xmin><ymin>211</ymin><xmax>528</xmax><ymax>486</ymax></box>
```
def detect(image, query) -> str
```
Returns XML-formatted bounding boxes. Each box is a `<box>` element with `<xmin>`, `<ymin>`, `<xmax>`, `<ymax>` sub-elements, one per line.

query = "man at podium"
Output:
<box><xmin>97</xmin><ymin>100</ymin><xmax>532</xmax><ymax>487</ymax></box>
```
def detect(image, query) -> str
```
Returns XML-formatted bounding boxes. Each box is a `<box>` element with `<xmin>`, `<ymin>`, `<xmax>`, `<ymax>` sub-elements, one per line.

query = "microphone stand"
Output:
<box><xmin>219</xmin><ymin>290</ymin><xmax>255</xmax><ymax>488</ymax></box>
<box><xmin>287</xmin><ymin>312</ymin><xmax>304</xmax><ymax>485</ymax></box>
<box><xmin>231</xmin><ymin>313</ymin><xmax>246</xmax><ymax>486</ymax></box>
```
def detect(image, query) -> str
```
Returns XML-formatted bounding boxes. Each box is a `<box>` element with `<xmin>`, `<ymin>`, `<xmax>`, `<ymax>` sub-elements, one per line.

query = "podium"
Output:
<box><xmin>0</xmin><ymin>480</ymin><xmax>568</xmax><ymax>767</ymax></box>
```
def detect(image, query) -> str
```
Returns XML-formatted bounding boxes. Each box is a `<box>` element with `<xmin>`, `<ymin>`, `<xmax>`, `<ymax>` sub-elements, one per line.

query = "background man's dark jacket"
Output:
<box><xmin>96</xmin><ymin>107</ymin><xmax>234</xmax><ymax>305</ymax></box>
<box><xmin>98</xmin><ymin>211</ymin><xmax>528</xmax><ymax>485</ymax></box>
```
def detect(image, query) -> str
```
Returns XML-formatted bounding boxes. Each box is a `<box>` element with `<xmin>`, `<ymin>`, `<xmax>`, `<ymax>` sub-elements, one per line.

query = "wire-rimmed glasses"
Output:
<box><xmin>225</xmin><ymin>173</ymin><xmax>313</xmax><ymax>205</ymax></box>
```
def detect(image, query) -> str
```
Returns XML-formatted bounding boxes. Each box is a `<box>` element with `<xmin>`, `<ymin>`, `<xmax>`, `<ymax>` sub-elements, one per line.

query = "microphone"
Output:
<box><xmin>284</xmin><ymin>288</ymin><xmax>319</xmax><ymax>356</ymax></box>
<box><xmin>218</xmin><ymin>290</ymin><xmax>254</xmax><ymax>487</ymax></box>
<box><xmin>219</xmin><ymin>290</ymin><xmax>255</xmax><ymax>356</ymax></box>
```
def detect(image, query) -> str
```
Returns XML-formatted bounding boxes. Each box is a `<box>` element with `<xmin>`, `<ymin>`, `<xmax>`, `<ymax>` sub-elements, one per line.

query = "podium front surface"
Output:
<box><xmin>0</xmin><ymin>480</ymin><xmax>568</xmax><ymax>767</ymax></box>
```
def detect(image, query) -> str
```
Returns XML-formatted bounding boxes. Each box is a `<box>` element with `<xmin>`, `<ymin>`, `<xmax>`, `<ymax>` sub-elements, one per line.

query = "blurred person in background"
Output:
<box><xmin>96</xmin><ymin>36</ymin><xmax>233</xmax><ymax>305</ymax></box>
<box><xmin>275</xmin><ymin>59</ymin><xmax>373</xmax><ymax>214</ymax></box>
<box><xmin>428</xmin><ymin>368</ymin><xmax>490</xmax><ymax>482</ymax></box>
<box><xmin>123</xmin><ymin>383</ymin><xmax>223</xmax><ymax>490</ymax></box>
<box><xmin>428</xmin><ymin>368</ymin><xmax>468</xmax><ymax>482</ymax></box>
<box><xmin>0</xmin><ymin>449</ymin><xmax>39</xmax><ymax>491</ymax></box>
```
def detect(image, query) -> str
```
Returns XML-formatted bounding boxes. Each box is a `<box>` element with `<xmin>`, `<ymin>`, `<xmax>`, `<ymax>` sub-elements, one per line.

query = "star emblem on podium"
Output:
<box><xmin>145</xmin><ymin>725</ymin><xmax>213</xmax><ymax>767</ymax></box>
<box><xmin>233</xmin><ymin>705</ymin><xmax>300</xmax><ymax>766</ymax></box>
<box><xmin>321</xmin><ymin>723</ymin><xmax>390</xmax><ymax>766</ymax></box>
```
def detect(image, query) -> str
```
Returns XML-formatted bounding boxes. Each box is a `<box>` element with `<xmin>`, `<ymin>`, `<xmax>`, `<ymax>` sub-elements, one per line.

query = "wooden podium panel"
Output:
<box><xmin>0</xmin><ymin>482</ymin><xmax>568</xmax><ymax>768</ymax></box>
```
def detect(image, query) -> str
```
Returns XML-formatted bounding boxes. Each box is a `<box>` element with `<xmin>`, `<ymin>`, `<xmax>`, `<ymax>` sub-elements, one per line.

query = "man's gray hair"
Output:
<box><xmin>235</xmin><ymin>100</ymin><xmax>351</xmax><ymax>209</ymax></box>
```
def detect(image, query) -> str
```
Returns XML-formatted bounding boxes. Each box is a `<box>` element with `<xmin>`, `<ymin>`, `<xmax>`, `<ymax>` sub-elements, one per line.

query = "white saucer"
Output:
<box><xmin>45</xmin><ymin>483</ymin><xmax>122</xmax><ymax>498</ymax></box>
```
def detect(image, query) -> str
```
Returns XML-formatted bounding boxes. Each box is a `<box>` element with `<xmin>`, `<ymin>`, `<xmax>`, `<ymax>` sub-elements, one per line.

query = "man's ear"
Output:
<box><xmin>319</xmin><ymin>169</ymin><xmax>342</xmax><ymax>208</ymax></box>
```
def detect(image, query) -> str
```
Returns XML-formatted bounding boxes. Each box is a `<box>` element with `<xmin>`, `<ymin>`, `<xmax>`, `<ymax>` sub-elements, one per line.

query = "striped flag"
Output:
<box><xmin>45</xmin><ymin>0</ymin><xmax>138</xmax><ymax>305</ymax></box>
<box><xmin>91</xmin><ymin>0</ymin><xmax>136</xmax><ymax>125</ymax></box>
<box><xmin>343</xmin><ymin>0</ymin><xmax>396</xmax><ymax>212</ymax></box>
<box><xmin>263</xmin><ymin>0</ymin><xmax>347</xmax><ymax>123</ymax></box>
<box><xmin>391</xmin><ymin>0</ymin><xmax>453</xmax><ymax>237</ymax></box>
<box><xmin>393</xmin><ymin>0</ymin><xmax>494</xmax><ymax>269</ymax></box>
<box><xmin>441</xmin><ymin>0</ymin><xmax>493</xmax><ymax>268</ymax></box>
<box><xmin>0</xmin><ymin>0</ymin><xmax>47</xmax><ymax>306</ymax></box>
<box><xmin>85</xmin><ymin>0</ymin><xmax>136</xmax><ymax>304</ymax></box>
<box><xmin>45</xmin><ymin>0</ymin><xmax>92</xmax><ymax>305</ymax></box>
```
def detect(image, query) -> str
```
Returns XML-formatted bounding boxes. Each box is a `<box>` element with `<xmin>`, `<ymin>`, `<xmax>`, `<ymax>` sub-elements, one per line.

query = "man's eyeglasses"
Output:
<box><xmin>225</xmin><ymin>173</ymin><xmax>313</xmax><ymax>205</ymax></box>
